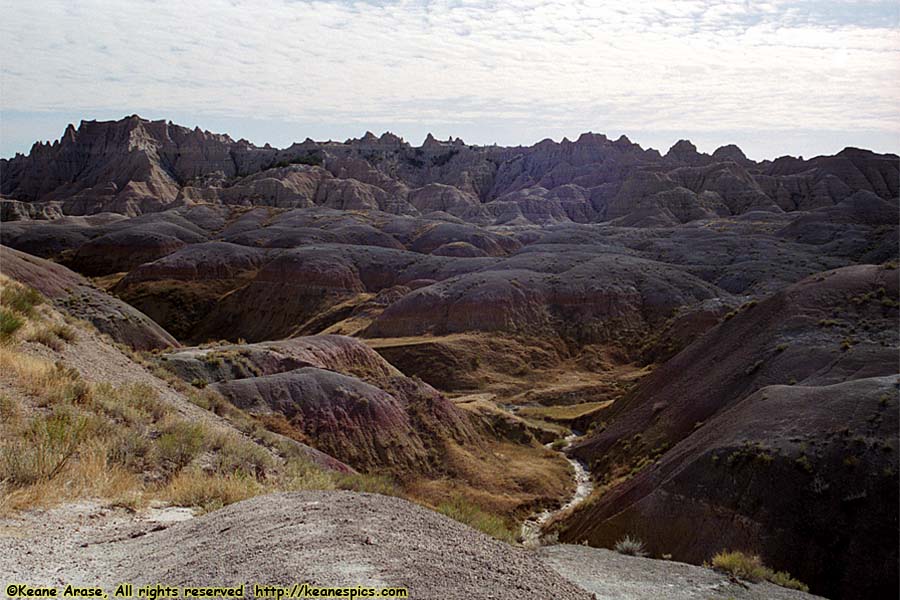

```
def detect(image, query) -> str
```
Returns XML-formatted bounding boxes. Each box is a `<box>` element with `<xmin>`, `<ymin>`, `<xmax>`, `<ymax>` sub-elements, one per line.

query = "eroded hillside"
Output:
<box><xmin>1</xmin><ymin>116</ymin><xmax>897</xmax><ymax>599</ymax></box>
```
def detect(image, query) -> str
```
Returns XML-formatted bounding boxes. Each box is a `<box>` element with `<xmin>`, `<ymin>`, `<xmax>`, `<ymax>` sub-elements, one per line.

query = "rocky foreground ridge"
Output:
<box><xmin>0</xmin><ymin>492</ymin><xmax>824</xmax><ymax>600</ymax></box>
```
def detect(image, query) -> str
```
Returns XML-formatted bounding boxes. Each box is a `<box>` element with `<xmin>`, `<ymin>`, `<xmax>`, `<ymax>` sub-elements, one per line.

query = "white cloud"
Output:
<box><xmin>0</xmin><ymin>0</ymin><xmax>898</xmax><ymax>157</ymax></box>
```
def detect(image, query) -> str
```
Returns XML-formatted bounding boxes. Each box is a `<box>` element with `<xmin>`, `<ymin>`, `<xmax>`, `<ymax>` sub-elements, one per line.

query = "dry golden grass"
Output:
<box><xmin>165</xmin><ymin>470</ymin><xmax>263</xmax><ymax>513</ymax></box>
<box><xmin>0</xmin><ymin>292</ymin><xmax>358</xmax><ymax>517</ymax></box>
<box><xmin>407</xmin><ymin>440</ymin><xmax>572</xmax><ymax>520</ymax></box>
<box><xmin>454</xmin><ymin>394</ymin><xmax>569</xmax><ymax>439</ymax></box>
<box><xmin>435</xmin><ymin>495</ymin><xmax>517</xmax><ymax>543</ymax></box>
<box><xmin>0</xmin><ymin>394</ymin><xmax>24</xmax><ymax>424</ymax></box>
<box><xmin>90</xmin><ymin>272</ymin><xmax>127</xmax><ymax>291</ymax></box>
<box><xmin>1</xmin><ymin>435</ymin><xmax>142</xmax><ymax>513</ymax></box>
<box><xmin>518</xmin><ymin>400</ymin><xmax>613</xmax><ymax>423</ymax></box>
<box><xmin>0</xmin><ymin>346</ymin><xmax>92</xmax><ymax>406</ymax></box>
<box><xmin>711</xmin><ymin>550</ymin><xmax>808</xmax><ymax>592</ymax></box>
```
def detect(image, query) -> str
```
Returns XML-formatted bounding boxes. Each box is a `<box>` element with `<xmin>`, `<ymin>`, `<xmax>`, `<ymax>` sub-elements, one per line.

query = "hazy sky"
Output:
<box><xmin>1</xmin><ymin>0</ymin><xmax>898</xmax><ymax>160</ymax></box>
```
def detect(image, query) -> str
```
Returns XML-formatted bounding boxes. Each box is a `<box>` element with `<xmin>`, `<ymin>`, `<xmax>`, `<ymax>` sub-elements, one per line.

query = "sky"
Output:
<box><xmin>1</xmin><ymin>0</ymin><xmax>898</xmax><ymax>160</ymax></box>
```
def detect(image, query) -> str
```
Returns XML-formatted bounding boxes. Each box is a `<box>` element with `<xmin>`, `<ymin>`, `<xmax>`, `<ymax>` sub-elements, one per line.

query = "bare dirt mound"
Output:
<box><xmin>109</xmin><ymin>491</ymin><xmax>592</xmax><ymax>600</ymax></box>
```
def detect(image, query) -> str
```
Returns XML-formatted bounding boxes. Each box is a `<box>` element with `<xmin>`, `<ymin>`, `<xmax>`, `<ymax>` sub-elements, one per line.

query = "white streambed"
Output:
<box><xmin>520</xmin><ymin>433</ymin><xmax>594</xmax><ymax>546</ymax></box>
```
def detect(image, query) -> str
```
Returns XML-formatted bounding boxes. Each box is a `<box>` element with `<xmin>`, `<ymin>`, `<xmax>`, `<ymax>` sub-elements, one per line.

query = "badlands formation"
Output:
<box><xmin>0</xmin><ymin>116</ymin><xmax>897</xmax><ymax>600</ymax></box>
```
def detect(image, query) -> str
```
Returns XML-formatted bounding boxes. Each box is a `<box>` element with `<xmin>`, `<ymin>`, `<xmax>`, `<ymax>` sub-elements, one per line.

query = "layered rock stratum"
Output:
<box><xmin>1</xmin><ymin>116</ymin><xmax>897</xmax><ymax>600</ymax></box>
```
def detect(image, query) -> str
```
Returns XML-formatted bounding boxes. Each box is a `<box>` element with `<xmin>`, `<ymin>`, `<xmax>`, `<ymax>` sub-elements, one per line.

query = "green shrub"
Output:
<box><xmin>1</xmin><ymin>285</ymin><xmax>43</xmax><ymax>316</ymax></box>
<box><xmin>0</xmin><ymin>308</ymin><xmax>23</xmax><ymax>340</ymax></box>
<box><xmin>211</xmin><ymin>432</ymin><xmax>276</xmax><ymax>477</ymax></box>
<box><xmin>107</xmin><ymin>427</ymin><xmax>154</xmax><ymax>472</ymax></box>
<box><xmin>155</xmin><ymin>422</ymin><xmax>208</xmax><ymax>470</ymax></box>
<box><xmin>0</xmin><ymin>408</ymin><xmax>90</xmax><ymax>487</ymax></box>
<box><xmin>280</xmin><ymin>456</ymin><xmax>337</xmax><ymax>491</ymax></box>
<box><xmin>768</xmin><ymin>570</ymin><xmax>809</xmax><ymax>592</ymax></box>
<box><xmin>711</xmin><ymin>550</ymin><xmax>768</xmax><ymax>581</ymax></box>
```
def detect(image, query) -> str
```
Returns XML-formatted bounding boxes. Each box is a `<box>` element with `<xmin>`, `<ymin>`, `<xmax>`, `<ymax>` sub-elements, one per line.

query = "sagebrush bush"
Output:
<box><xmin>0</xmin><ymin>309</ymin><xmax>23</xmax><ymax>340</ymax></box>
<box><xmin>1</xmin><ymin>408</ymin><xmax>90</xmax><ymax>487</ymax></box>
<box><xmin>210</xmin><ymin>432</ymin><xmax>276</xmax><ymax>478</ymax></box>
<box><xmin>110</xmin><ymin>427</ymin><xmax>154</xmax><ymax>472</ymax></box>
<box><xmin>155</xmin><ymin>421</ymin><xmax>208</xmax><ymax>470</ymax></box>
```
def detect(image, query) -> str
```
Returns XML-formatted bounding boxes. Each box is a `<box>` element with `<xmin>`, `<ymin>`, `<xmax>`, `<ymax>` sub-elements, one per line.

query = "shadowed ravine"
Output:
<box><xmin>521</xmin><ymin>433</ymin><xmax>594</xmax><ymax>546</ymax></box>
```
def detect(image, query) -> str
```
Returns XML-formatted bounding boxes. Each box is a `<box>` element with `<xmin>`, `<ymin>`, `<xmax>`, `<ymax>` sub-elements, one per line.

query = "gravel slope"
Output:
<box><xmin>1</xmin><ymin>492</ymin><xmax>590</xmax><ymax>600</ymax></box>
<box><xmin>0</xmin><ymin>492</ymin><xmax>825</xmax><ymax>600</ymax></box>
<box><xmin>110</xmin><ymin>491</ymin><xmax>591</xmax><ymax>599</ymax></box>
<box><xmin>537</xmin><ymin>544</ymin><xmax>825</xmax><ymax>600</ymax></box>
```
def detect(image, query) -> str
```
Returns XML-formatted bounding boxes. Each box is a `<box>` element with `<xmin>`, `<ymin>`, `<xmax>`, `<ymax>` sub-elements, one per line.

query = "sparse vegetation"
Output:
<box><xmin>156</xmin><ymin>421</ymin><xmax>209</xmax><ymax>470</ymax></box>
<box><xmin>0</xmin><ymin>309</ymin><xmax>24</xmax><ymax>340</ymax></box>
<box><xmin>794</xmin><ymin>454</ymin><xmax>813</xmax><ymax>473</ymax></box>
<box><xmin>551</xmin><ymin>438</ymin><xmax>568</xmax><ymax>451</ymax></box>
<box><xmin>1</xmin><ymin>407</ymin><xmax>91</xmax><ymax>486</ymax></box>
<box><xmin>744</xmin><ymin>359</ymin><xmax>764</xmax><ymax>375</ymax></box>
<box><xmin>165</xmin><ymin>469</ymin><xmax>263</xmax><ymax>513</ymax></box>
<box><xmin>435</xmin><ymin>495</ymin><xmax>517</xmax><ymax>543</ymax></box>
<box><xmin>1</xmin><ymin>283</ymin><xmax>44</xmax><ymax>316</ymax></box>
<box><xmin>0</xmin><ymin>280</ymin><xmax>346</xmax><ymax>514</ymax></box>
<box><xmin>27</xmin><ymin>326</ymin><xmax>65</xmax><ymax>350</ymax></box>
<box><xmin>711</xmin><ymin>551</ymin><xmax>808</xmax><ymax>592</ymax></box>
<box><xmin>613</xmin><ymin>534</ymin><xmax>648</xmax><ymax>557</ymax></box>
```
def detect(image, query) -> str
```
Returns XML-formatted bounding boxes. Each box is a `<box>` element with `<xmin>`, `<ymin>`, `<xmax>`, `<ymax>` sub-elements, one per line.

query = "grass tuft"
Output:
<box><xmin>435</xmin><ymin>495</ymin><xmax>517</xmax><ymax>543</ymax></box>
<box><xmin>337</xmin><ymin>472</ymin><xmax>401</xmax><ymax>496</ymax></box>
<box><xmin>614</xmin><ymin>534</ymin><xmax>648</xmax><ymax>557</ymax></box>
<box><xmin>1</xmin><ymin>284</ymin><xmax>44</xmax><ymax>316</ymax></box>
<box><xmin>165</xmin><ymin>469</ymin><xmax>262</xmax><ymax>513</ymax></box>
<box><xmin>0</xmin><ymin>309</ymin><xmax>23</xmax><ymax>340</ymax></box>
<box><xmin>711</xmin><ymin>550</ymin><xmax>808</xmax><ymax>592</ymax></box>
